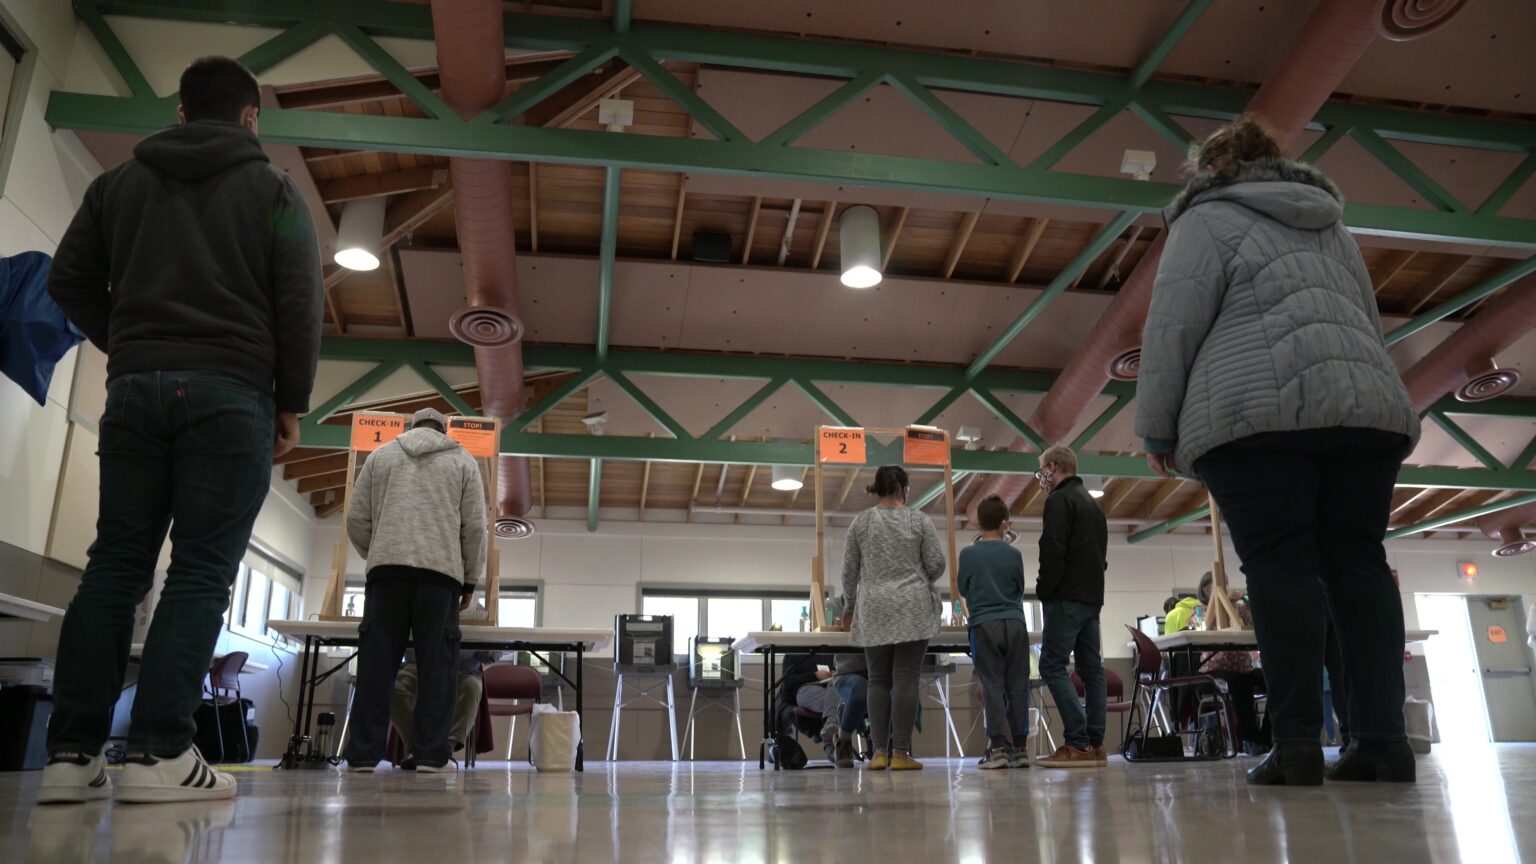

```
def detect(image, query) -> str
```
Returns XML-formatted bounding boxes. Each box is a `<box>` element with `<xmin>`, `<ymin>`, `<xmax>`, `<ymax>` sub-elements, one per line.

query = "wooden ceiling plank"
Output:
<box><xmin>686</xmin><ymin>462</ymin><xmax>706</xmax><ymax>522</ymax></box>
<box><xmin>836</xmin><ymin>467</ymin><xmax>860</xmax><ymax>509</ymax></box>
<box><xmin>319</xmin><ymin>167</ymin><xmax>447</xmax><ymax>204</ymax></box>
<box><xmin>941</xmin><ymin>211</ymin><xmax>980</xmax><ymax>279</ymax></box>
<box><xmin>669</xmin><ymin>184</ymin><xmax>686</xmax><ymax>261</ymax></box>
<box><xmin>882</xmin><ymin>206</ymin><xmax>910</xmax><ymax>270</ymax></box>
<box><xmin>810</xmin><ymin>201</ymin><xmax>837</xmax><ymax>271</ymax></box>
<box><xmin>298</xmin><ymin>470</ymin><xmax>348</xmax><ymax>495</ymax></box>
<box><xmin>1006</xmin><ymin>218</ymin><xmax>1049</xmax><ymax>283</ymax></box>
<box><xmin>1102</xmin><ymin>477</ymin><xmax>1140</xmax><ymax>516</ymax></box>
<box><xmin>528</xmin><ymin>163</ymin><xmax>540</xmax><ymax>253</ymax></box>
<box><xmin>741</xmin><ymin>197</ymin><xmax>762</xmax><ymax>266</ymax></box>
<box><xmin>1372</xmin><ymin>249</ymin><xmax>1417</xmax><ymax>295</ymax></box>
<box><xmin>1405</xmin><ymin>255</ymin><xmax>1471</xmax><ymax>314</ymax></box>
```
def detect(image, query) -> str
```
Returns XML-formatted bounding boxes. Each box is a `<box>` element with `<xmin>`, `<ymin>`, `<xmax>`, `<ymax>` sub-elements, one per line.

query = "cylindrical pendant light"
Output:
<box><xmin>839</xmin><ymin>204</ymin><xmax>882</xmax><ymax>288</ymax></box>
<box><xmin>771</xmin><ymin>465</ymin><xmax>804</xmax><ymax>492</ymax></box>
<box><xmin>334</xmin><ymin>197</ymin><xmax>386</xmax><ymax>271</ymax></box>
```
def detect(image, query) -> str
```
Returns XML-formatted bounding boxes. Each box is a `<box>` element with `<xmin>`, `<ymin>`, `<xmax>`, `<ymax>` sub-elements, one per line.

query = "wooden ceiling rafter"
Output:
<box><xmin>810</xmin><ymin>201</ymin><xmax>837</xmax><ymax>270</ymax></box>
<box><xmin>1372</xmin><ymin>249</ymin><xmax>1417</xmax><ymax>296</ymax></box>
<box><xmin>942</xmin><ymin>211</ymin><xmax>981</xmax><ymax>279</ymax></box>
<box><xmin>741</xmin><ymin>196</ymin><xmax>763</xmax><ymax>266</ymax></box>
<box><xmin>1006</xmin><ymin>217</ymin><xmax>1049</xmax><ymax>283</ymax></box>
<box><xmin>882</xmin><ymin>206</ymin><xmax>910</xmax><ymax>270</ymax></box>
<box><xmin>1404</xmin><ymin>255</ymin><xmax>1471</xmax><ymax>314</ymax></box>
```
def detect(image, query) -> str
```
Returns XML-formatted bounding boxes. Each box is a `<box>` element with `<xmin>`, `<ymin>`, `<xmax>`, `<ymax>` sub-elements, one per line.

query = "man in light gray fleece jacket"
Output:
<box><xmin>341</xmin><ymin>408</ymin><xmax>488</xmax><ymax>772</ymax></box>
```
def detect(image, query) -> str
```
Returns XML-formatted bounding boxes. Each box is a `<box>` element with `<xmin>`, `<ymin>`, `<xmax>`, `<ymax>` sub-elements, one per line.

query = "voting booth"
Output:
<box><xmin>318</xmin><ymin>412</ymin><xmax>503</xmax><ymax>624</ymax></box>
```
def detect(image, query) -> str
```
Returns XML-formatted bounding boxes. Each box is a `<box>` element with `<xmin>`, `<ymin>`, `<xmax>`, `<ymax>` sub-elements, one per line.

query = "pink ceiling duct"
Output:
<box><xmin>431</xmin><ymin>0</ymin><xmax>534</xmax><ymax>538</ymax></box>
<box><xmin>1476</xmin><ymin>501</ymin><xmax>1536</xmax><ymax>558</ymax></box>
<box><xmin>966</xmin><ymin>0</ymin><xmax>1385</xmax><ymax>521</ymax></box>
<box><xmin>1402</xmin><ymin>273</ymin><xmax>1536</xmax><ymax>414</ymax></box>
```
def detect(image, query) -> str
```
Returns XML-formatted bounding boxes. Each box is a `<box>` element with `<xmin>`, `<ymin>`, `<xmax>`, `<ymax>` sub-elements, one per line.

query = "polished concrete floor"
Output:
<box><xmin>2</xmin><ymin>745</ymin><xmax>1532</xmax><ymax>863</ymax></box>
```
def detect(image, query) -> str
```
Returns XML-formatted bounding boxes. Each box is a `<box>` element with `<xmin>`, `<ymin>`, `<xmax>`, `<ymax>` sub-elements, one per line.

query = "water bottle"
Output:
<box><xmin>315</xmin><ymin>712</ymin><xmax>336</xmax><ymax>759</ymax></box>
<box><xmin>799</xmin><ymin>606</ymin><xmax>809</xmax><ymax>632</ymax></box>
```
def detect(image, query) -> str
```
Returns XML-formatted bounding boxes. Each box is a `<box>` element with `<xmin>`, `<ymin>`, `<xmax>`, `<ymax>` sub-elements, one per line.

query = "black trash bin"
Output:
<box><xmin>0</xmin><ymin>685</ymin><xmax>53</xmax><ymax>771</ymax></box>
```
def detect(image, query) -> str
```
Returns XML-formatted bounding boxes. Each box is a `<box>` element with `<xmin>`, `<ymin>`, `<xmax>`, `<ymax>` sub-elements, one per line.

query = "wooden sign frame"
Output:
<box><xmin>319</xmin><ymin>414</ymin><xmax>503</xmax><ymax>625</ymax></box>
<box><xmin>1202</xmin><ymin>492</ymin><xmax>1244</xmax><ymax>632</ymax></box>
<box><xmin>810</xmin><ymin>425</ymin><xmax>960</xmax><ymax>632</ymax></box>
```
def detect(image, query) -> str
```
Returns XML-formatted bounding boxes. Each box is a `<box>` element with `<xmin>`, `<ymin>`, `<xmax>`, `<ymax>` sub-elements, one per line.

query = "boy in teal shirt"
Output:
<box><xmin>959</xmin><ymin>495</ymin><xmax>1031</xmax><ymax>769</ymax></box>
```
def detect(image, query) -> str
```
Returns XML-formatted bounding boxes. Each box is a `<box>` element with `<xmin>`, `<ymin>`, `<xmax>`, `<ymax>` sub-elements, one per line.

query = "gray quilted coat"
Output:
<box><xmin>1135</xmin><ymin>159</ymin><xmax>1420</xmax><ymax>474</ymax></box>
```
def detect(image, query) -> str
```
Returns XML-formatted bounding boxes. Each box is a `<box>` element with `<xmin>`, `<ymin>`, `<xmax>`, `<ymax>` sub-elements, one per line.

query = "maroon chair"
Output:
<box><xmin>1071</xmin><ymin>667</ymin><xmax>1134</xmax><ymax>747</ymax></box>
<box><xmin>1122</xmin><ymin>626</ymin><xmax>1234</xmax><ymax>761</ymax></box>
<box><xmin>484</xmin><ymin>664</ymin><xmax>543</xmax><ymax>762</ymax></box>
<box><xmin>204</xmin><ymin>652</ymin><xmax>249</xmax><ymax>763</ymax></box>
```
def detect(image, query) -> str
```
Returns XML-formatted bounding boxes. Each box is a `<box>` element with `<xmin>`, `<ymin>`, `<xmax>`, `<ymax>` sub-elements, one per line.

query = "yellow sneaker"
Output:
<box><xmin>888</xmin><ymin>752</ymin><xmax>923</xmax><ymax>771</ymax></box>
<box><xmin>867</xmin><ymin>751</ymin><xmax>889</xmax><ymax>771</ymax></box>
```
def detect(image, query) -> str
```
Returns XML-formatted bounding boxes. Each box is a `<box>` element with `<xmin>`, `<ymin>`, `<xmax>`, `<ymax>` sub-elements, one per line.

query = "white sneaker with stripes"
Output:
<box><xmin>116</xmin><ymin>746</ymin><xmax>236</xmax><ymax>804</ymax></box>
<box><xmin>37</xmin><ymin>750</ymin><xmax>112</xmax><ymax>804</ymax></box>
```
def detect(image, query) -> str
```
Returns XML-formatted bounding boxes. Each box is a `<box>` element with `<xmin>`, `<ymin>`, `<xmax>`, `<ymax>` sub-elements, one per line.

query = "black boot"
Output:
<box><xmin>1326</xmin><ymin>739</ymin><xmax>1416</xmax><ymax>783</ymax></box>
<box><xmin>1246</xmin><ymin>742</ymin><xmax>1323</xmax><ymax>786</ymax></box>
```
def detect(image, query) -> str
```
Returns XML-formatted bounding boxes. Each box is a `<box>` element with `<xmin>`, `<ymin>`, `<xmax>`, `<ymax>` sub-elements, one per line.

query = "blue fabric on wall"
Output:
<box><xmin>0</xmin><ymin>251</ymin><xmax>84</xmax><ymax>405</ymax></box>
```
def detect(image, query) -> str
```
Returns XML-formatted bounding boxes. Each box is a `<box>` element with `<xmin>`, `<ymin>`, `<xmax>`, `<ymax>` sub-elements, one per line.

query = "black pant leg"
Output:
<box><xmin>409</xmin><ymin>579</ymin><xmax>462</xmax><ymax>765</ymax></box>
<box><xmin>342</xmin><ymin>576</ymin><xmax>415</xmax><ymax>765</ymax></box>
<box><xmin>1323</xmin><ymin>617</ymin><xmax>1351</xmax><ymax>746</ymax></box>
<box><xmin>971</xmin><ymin>622</ymin><xmax>1010</xmax><ymax>746</ymax></box>
<box><xmin>1003</xmin><ymin>620</ymin><xmax>1032</xmax><ymax>743</ymax></box>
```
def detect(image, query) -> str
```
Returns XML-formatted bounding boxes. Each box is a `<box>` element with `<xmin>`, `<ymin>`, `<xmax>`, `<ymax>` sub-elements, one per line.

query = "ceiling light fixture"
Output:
<box><xmin>771</xmin><ymin>465</ymin><xmax>804</xmax><ymax>492</ymax></box>
<box><xmin>334</xmin><ymin>197</ymin><xmax>385</xmax><ymax>271</ymax></box>
<box><xmin>1088</xmin><ymin>477</ymin><xmax>1106</xmax><ymax>499</ymax></box>
<box><xmin>839</xmin><ymin>204</ymin><xmax>882</xmax><ymax>289</ymax></box>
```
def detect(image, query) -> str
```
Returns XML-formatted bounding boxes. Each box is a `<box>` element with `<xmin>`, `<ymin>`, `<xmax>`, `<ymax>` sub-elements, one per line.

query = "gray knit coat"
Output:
<box><xmin>842</xmin><ymin>507</ymin><xmax>946</xmax><ymax>647</ymax></box>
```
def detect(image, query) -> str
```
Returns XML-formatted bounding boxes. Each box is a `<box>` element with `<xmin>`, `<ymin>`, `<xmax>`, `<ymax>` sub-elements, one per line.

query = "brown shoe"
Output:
<box><xmin>1035</xmin><ymin>745</ymin><xmax>1101</xmax><ymax>769</ymax></box>
<box><xmin>1093</xmin><ymin>746</ymin><xmax>1109</xmax><ymax>766</ymax></box>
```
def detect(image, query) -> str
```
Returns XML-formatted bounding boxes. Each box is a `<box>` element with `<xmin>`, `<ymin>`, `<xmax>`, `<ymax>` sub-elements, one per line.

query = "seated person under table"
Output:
<box><xmin>779</xmin><ymin>653</ymin><xmax>839</xmax><ymax>762</ymax></box>
<box><xmin>1165</xmin><ymin>573</ymin><xmax>1270</xmax><ymax>754</ymax></box>
<box><xmin>826</xmin><ymin>653</ymin><xmax>870</xmax><ymax>766</ymax></box>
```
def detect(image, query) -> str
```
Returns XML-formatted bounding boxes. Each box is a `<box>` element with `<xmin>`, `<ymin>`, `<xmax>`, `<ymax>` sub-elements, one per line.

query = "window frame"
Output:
<box><xmin>0</xmin><ymin>6</ymin><xmax>36</xmax><ymax>199</ymax></box>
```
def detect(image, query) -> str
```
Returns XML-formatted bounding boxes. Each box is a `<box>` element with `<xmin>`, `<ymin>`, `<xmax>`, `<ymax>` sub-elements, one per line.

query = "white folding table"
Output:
<box><xmin>0</xmin><ymin>593</ymin><xmax>64</xmax><ymax>623</ymax></box>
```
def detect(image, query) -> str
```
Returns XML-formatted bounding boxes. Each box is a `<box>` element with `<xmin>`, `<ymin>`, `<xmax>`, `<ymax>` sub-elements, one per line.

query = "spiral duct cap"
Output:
<box><xmin>1379</xmin><ymin>0</ymin><xmax>1473</xmax><ymax>41</ymax></box>
<box><xmin>450</xmin><ymin>306</ymin><xmax>523</xmax><ymax>348</ymax></box>
<box><xmin>495</xmin><ymin>516</ymin><xmax>536</xmax><ymax>540</ymax></box>
<box><xmin>1455</xmin><ymin>367</ymin><xmax>1520</xmax><ymax>402</ymax></box>
<box><xmin>1107</xmin><ymin>347</ymin><xmax>1141</xmax><ymax>382</ymax></box>
<box><xmin>1493</xmin><ymin>536</ymin><xmax>1536</xmax><ymax>558</ymax></box>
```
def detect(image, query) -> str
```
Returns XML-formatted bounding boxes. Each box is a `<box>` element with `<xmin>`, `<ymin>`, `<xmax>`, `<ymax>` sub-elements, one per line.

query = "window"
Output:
<box><xmin>0</xmin><ymin>13</ymin><xmax>28</xmax><ymax>195</ymax></box>
<box><xmin>243</xmin><ymin>570</ymin><xmax>269</xmax><ymax>633</ymax></box>
<box><xmin>707</xmin><ymin>598</ymin><xmax>762</xmax><ymax>640</ymax></box>
<box><xmin>642</xmin><ymin>590</ymin><xmax>810</xmax><ymax>657</ymax></box>
<box><xmin>496</xmin><ymin>586</ymin><xmax>539</xmax><ymax>627</ymax></box>
<box><xmin>229</xmin><ymin>544</ymin><xmax>303</xmax><ymax>646</ymax></box>
<box><xmin>769</xmin><ymin>599</ymin><xmax>806</xmax><ymax>632</ymax></box>
<box><xmin>229</xmin><ymin>563</ymin><xmax>249</xmax><ymax>628</ymax></box>
<box><xmin>266</xmin><ymin>582</ymin><xmax>291</xmax><ymax>637</ymax></box>
<box><xmin>639</xmin><ymin>595</ymin><xmax>700</xmax><ymax>660</ymax></box>
<box><xmin>343</xmin><ymin>590</ymin><xmax>365</xmax><ymax>619</ymax></box>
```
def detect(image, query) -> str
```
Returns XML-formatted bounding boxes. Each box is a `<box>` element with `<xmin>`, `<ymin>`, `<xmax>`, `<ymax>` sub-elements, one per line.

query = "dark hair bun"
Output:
<box><xmin>866</xmin><ymin>465</ymin><xmax>909</xmax><ymax>498</ymax></box>
<box><xmin>1190</xmin><ymin>115</ymin><xmax>1283</xmax><ymax>179</ymax></box>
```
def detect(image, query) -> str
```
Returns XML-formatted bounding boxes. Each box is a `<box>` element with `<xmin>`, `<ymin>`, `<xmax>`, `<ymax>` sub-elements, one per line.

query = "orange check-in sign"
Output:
<box><xmin>351</xmin><ymin>413</ymin><xmax>405</xmax><ymax>452</ymax></box>
<box><xmin>818</xmin><ymin>426</ymin><xmax>866</xmax><ymax>464</ymax></box>
<box><xmin>447</xmin><ymin>417</ymin><xmax>498</xmax><ymax>458</ymax></box>
<box><xmin>904</xmin><ymin>427</ymin><xmax>950</xmax><ymax>466</ymax></box>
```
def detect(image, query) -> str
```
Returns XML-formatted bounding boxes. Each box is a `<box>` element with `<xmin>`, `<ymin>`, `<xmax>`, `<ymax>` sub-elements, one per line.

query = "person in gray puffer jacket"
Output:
<box><xmin>1135</xmin><ymin>117</ymin><xmax>1419</xmax><ymax>788</ymax></box>
<box><xmin>342</xmin><ymin>407</ymin><xmax>488</xmax><ymax>772</ymax></box>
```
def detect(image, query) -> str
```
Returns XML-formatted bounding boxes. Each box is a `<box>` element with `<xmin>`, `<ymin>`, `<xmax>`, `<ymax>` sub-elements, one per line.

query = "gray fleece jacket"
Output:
<box><xmin>1135</xmin><ymin>159</ymin><xmax>1420</xmax><ymax>474</ymax></box>
<box><xmin>347</xmin><ymin>428</ymin><xmax>488</xmax><ymax>590</ymax></box>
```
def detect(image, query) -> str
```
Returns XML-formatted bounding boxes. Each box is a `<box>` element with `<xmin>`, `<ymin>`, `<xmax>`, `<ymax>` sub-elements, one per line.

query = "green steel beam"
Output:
<box><xmin>238</xmin><ymin>22</ymin><xmax>330</xmax><ymax>78</ymax></box>
<box><xmin>301</xmin><ymin>359</ymin><xmax>402</xmax><ymax>429</ymax></box>
<box><xmin>333</xmin><ymin>24</ymin><xmax>454</xmax><ymax>120</ymax></box>
<box><xmin>699</xmin><ymin>377</ymin><xmax>788</xmax><ymax>441</ymax></box>
<box><xmin>75</xmin><ymin>1</ymin><xmax>154</xmax><ymax>100</ymax></box>
<box><xmin>914</xmin><ymin>386</ymin><xmax>970</xmax><ymax>426</ymax></box>
<box><xmin>761</xmin><ymin>70</ymin><xmax>886</xmax><ymax>147</ymax></box>
<box><xmin>1427</xmin><ymin>411</ymin><xmax>1506</xmax><ymax>471</ymax></box>
<box><xmin>1071</xmin><ymin>393</ymin><xmax>1132</xmax><ymax>452</ymax></box>
<box><xmin>1385</xmin><ymin>490</ymin><xmax>1536</xmax><ymax>540</ymax></box>
<box><xmin>1384</xmin><ymin>256</ymin><xmax>1536</xmax><ymax>347</ymax></box>
<box><xmin>606</xmin><ymin>369</ymin><xmax>693</xmax><ymax>441</ymax></box>
<box><xmin>1478</xmin><ymin>153</ymin><xmax>1536</xmax><ymax>217</ymax></box>
<box><xmin>406</xmin><ymin>360</ymin><xmax>476</xmax><ymax>418</ymax></box>
<box><xmin>613</xmin><ymin>0</ymin><xmax>631</xmax><ymax>35</ymax></box>
<box><xmin>966</xmin><ymin>210</ymin><xmax>1139</xmax><ymax>378</ymax></box>
<box><xmin>1026</xmin><ymin>97</ymin><xmax>1131</xmax><ymax>171</ymax></box>
<box><xmin>1130</xmin><ymin>99</ymin><xmax>1193</xmax><ymax>150</ymax></box>
<box><xmin>888</xmin><ymin>73</ymin><xmax>1014</xmax><ymax>167</ymax></box>
<box><xmin>794</xmin><ymin>379</ymin><xmax>858</xmax><ymax>428</ymax></box>
<box><xmin>910</xmin><ymin>472</ymin><xmax>969</xmax><ymax>510</ymax></box>
<box><xmin>619</xmin><ymin>48</ymin><xmax>745</xmax><ymax>143</ymax></box>
<box><xmin>1431</xmin><ymin>394</ymin><xmax>1536</xmax><ymax>420</ymax></box>
<box><xmin>506</xmin><ymin>367</ymin><xmax>601</xmax><ymax>432</ymax></box>
<box><xmin>587</xmin><ymin>459</ymin><xmax>603</xmax><ymax>531</ymax></box>
<box><xmin>46</xmin><ymin>91</ymin><xmax>1536</xmax><ymax>248</ymax></box>
<box><xmin>1514</xmin><ymin>433</ymin><xmax>1536</xmax><ymax>472</ymax></box>
<box><xmin>1349</xmin><ymin>128</ymin><xmax>1467</xmax><ymax>213</ymax></box>
<box><xmin>970</xmin><ymin>387</ymin><xmax>1049</xmax><ymax>452</ymax></box>
<box><xmin>479</xmin><ymin>45</ymin><xmax>618</xmax><ymax>126</ymax></box>
<box><xmin>1127</xmin><ymin>0</ymin><xmax>1214</xmax><ymax>90</ymax></box>
<box><xmin>79</xmin><ymin>1</ymin><xmax>1536</xmax><ymax>152</ymax></box>
<box><xmin>596</xmin><ymin>165</ymin><xmax>621</xmax><ymax>360</ymax></box>
<box><xmin>1299</xmin><ymin>124</ymin><xmax>1349</xmax><ymax>164</ymax></box>
<box><xmin>1128</xmin><ymin>504</ymin><xmax>1210</xmax><ymax>544</ymax></box>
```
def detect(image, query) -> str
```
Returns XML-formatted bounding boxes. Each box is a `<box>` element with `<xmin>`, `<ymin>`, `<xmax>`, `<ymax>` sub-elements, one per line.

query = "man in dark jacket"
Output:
<box><xmin>40</xmin><ymin>57</ymin><xmax>322</xmax><ymax>805</ymax></box>
<box><xmin>1033</xmin><ymin>444</ymin><xmax>1110</xmax><ymax>768</ymax></box>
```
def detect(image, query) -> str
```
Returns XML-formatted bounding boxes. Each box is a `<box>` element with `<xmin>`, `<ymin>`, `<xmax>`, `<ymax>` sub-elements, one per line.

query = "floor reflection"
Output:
<box><xmin>1</xmin><ymin>746</ymin><xmax>1531</xmax><ymax>863</ymax></box>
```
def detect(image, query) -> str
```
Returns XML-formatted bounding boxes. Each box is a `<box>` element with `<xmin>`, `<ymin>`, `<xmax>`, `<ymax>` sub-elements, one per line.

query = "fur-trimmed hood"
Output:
<box><xmin>1165</xmin><ymin>158</ymin><xmax>1345</xmax><ymax>230</ymax></box>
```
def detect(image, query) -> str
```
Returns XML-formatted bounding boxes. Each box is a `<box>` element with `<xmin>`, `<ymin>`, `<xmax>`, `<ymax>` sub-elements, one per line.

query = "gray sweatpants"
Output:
<box><xmin>865</xmin><ymin>640</ymin><xmax>926</xmax><ymax>753</ymax></box>
<box><xmin>972</xmin><ymin>619</ymin><xmax>1031</xmax><ymax>748</ymax></box>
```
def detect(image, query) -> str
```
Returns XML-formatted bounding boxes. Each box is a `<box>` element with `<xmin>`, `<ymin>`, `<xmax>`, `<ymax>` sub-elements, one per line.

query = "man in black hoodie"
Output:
<box><xmin>40</xmin><ymin>57</ymin><xmax>322</xmax><ymax>805</ymax></box>
<box><xmin>1032</xmin><ymin>444</ymin><xmax>1110</xmax><ymax>769</ymax></box>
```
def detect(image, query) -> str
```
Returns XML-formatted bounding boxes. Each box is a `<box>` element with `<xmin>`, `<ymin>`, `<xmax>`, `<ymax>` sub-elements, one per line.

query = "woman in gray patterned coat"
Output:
<box><xmin>1135</xmin><ymin>116</ymin><xmax>1418</xmax><ymax>788</ymax></box>
<box><xmin>841</xmin><ymin>465</ymin><xmax>946</xmax><ymax>770</ymax></box>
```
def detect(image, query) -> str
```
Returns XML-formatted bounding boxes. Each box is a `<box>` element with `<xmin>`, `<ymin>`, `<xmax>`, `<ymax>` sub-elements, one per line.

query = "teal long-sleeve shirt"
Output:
<box><xmin>958</xmin><ymin>540</ymin><xmax>1027</xmax><ymax>627</ymax></box>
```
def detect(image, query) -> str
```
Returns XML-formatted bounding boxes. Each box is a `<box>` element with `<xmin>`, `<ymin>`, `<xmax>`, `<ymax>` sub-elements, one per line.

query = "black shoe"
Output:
<box><xmin>1246</xmin><ymin>742</ymin><xmax>1323</xmax><ymax>786</ymax></box>
<box><xmin>1326</xmin><ymin>739</ymin><xmax>1415</xmax><ymax>783</ymax></box>
<box><xmin>398</xmin><ymin>757</ymin><xmax>418</xmax><ymax>771</ymax></box>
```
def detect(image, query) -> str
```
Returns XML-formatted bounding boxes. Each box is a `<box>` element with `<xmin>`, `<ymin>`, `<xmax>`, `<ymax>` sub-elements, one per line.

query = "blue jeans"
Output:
<box><xmin>1039</xmin><ymin>600</ymin><xmax>1106</xmax><ymax>750</ymax></box>
<box><xmin>48</xmin><ymin>371</ymin><xmax>274</xmax><ymax>758</ymax></box>
<box><xmin>833</xmin><ymin>674</ymin><xmax>869</xmax><ymax>734</ymax></box>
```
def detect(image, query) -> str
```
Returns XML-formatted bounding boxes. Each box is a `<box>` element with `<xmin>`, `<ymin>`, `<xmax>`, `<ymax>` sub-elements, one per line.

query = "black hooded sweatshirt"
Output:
<box><xmin>48</xmin><ymin>121</ymin><xmax>323</xmax><ymax>413</ymax></box>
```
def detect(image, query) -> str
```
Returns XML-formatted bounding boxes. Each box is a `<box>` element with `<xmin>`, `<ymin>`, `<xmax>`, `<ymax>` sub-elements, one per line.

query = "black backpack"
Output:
<box><xmin>769</xmin><ymin>732</ymin><xmax>807</xmax><ymax>770</ymax></box>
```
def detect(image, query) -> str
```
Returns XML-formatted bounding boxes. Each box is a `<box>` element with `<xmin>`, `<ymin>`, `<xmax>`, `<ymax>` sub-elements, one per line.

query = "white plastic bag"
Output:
<box><xmin>529</xmin><ymin>703</ymin><xmax>580</xmax><ymax>773</ymax></box>
<box><xmin>1403</xmin><ymin>697</ymin><xmax>1434</xmax><ymax>754</ymax></box>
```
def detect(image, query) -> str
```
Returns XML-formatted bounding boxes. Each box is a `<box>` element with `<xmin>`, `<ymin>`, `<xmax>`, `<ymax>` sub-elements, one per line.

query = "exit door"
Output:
<box><xmin>1467</xmin><ymin>597</ymin><xmax>1536</xmax><ymax>742</ymax></box>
